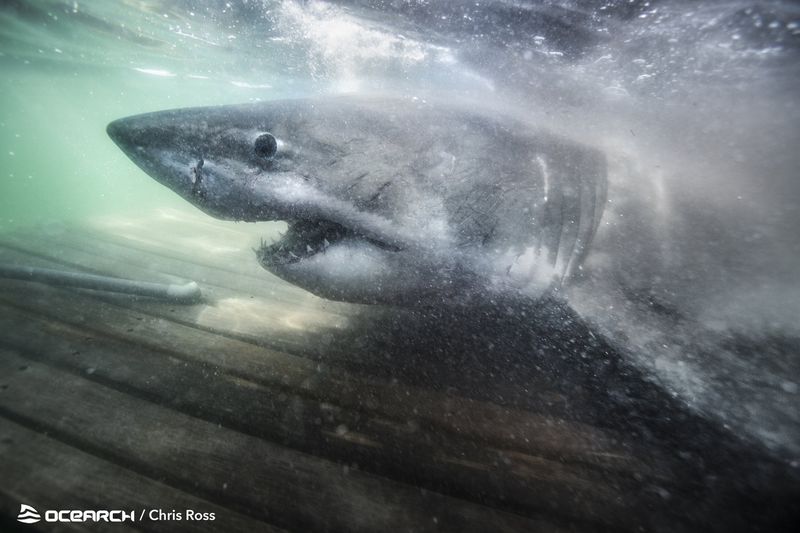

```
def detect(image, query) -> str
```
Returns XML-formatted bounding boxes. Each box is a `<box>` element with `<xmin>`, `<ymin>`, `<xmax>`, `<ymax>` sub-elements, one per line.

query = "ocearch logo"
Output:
<box><xmin>16</xmin><ymin>504</ymin><xmax>134</xmax><ymax>523</ymax></box>
<box><xmin>17</xmin><ymin>505</ymin><xmax>41</xmax><ymax>524</ymax></box>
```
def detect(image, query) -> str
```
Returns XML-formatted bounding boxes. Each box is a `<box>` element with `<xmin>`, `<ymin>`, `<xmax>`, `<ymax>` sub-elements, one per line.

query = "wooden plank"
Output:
<box><xmin>0</xmin><ymin>347</ymin><xmax>560</xmax><ymax>533</ymax></box>
<box><xmin>0</xmin><ymin>276</ymin><xmax>649</xmax><ymax>476</ymax></box>
<box><xmin>0</xmin><ymin>303</ymin><xmax>668</xmax><ymax>530</ymax></box>
<box><xmin>0</xmin><ymin>419</ymin><xmax>283</xmax><ymax>533</ymax></box>
<box><xmin>0</xmin><ymin>222</ymin><xmax>678</xmax><ymax>442</ymax></box>
<box><xmin>0</xmin><ymin>234</ymin><xmax>353</xmax><ymax>358</ymax></box>
<box><xmin>0</xmin><ymin>217</ymin><xmax>685</xmax><ymax>526</ymax></box>
<box><xmin>0</xmin><ymin>236</ymin><xmax>642</xmax><ymax>471</ymax></box>
<box><xmin>0</xmin><ymin>227</ymin><xmax>700</xmax><ymax>455</ymax></box>
<box><xmin>0</xmin><ymin>227</ymin><xmax>652</xmax><ymax>477</ymax></box>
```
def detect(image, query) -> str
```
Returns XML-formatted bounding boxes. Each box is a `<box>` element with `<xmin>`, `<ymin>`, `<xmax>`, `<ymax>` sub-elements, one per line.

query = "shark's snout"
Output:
<box><xmin>106</xmin><ymin>113</ymin><xmax>198</xmax><ymax>205</ymax></box>
<box><xmin>106</xmin><ymin>115</ymin><xmax>157</xmax><ymax>162</ymax></box>
<box><xmin>106</xmin><ymin>118</ymin><xmax>131</xmax><ymax>151</ymax></box>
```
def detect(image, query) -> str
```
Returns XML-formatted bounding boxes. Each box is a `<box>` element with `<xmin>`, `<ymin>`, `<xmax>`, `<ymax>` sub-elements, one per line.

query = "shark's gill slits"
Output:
<box><xmin>257</xmin><ymin>217</ymin><xmax>400</xmax><ymax>266</ymax></box>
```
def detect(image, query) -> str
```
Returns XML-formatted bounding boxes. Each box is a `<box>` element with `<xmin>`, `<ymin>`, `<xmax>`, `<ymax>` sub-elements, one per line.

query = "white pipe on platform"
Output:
<box><xmin>0</xmin><ymin>264</ymin><xmax>202</xmax><ymax>303</ymax></box>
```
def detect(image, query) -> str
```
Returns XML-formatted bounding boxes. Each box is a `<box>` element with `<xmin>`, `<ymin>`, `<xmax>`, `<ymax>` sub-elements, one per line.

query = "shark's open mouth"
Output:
<box><xmin>257</xmin><ymin>218</ymin><xmax>399</xmax><ymax>266</ymax></box>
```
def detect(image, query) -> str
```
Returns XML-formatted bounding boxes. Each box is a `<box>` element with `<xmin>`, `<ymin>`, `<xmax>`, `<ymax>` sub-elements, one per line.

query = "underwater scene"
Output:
<box><xmin>0</xmin><ymin>0</ymin><xmax>799</xmax><ymax>531</ymax></box>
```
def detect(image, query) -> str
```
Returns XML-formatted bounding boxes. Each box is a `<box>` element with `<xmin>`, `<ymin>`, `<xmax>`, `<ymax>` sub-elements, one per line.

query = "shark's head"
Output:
<box><xmin>108</xmin><ymin>97</ymin><xmax>606</xmax><ymax>305</ymax></box>
<box><xmin>107</xmin><ymin>104</ymin><xmax>290</xmax><ymax>222</ymax></box>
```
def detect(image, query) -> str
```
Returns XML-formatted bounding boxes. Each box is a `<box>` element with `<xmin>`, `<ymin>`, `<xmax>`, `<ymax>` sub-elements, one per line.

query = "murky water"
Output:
<box><xmin>1</xmin><ymin>0</ymin><xmax>799</xmax><ymax>524</ymax></box>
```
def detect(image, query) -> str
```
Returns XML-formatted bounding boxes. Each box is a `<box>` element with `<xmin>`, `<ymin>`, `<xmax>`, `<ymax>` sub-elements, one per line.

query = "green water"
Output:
<box><xmin>2</xmin><ymin>68</ymin><xmax>174</xmax><ymax>228</ymax></box>
<box><xmin>0</xmin><ymin>1</ymin><xmax>308</xmax><ymax>230</ymax></box>
<box><xmin>3</xmin><ymin>0</ymin><xmax>797</xmax><ymax>236</ymax></box>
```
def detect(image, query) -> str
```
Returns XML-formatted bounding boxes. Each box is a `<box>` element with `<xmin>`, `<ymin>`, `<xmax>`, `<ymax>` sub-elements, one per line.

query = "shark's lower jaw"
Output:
<box><xmin>256</xmin><ymin>218</ymin><xmax>398</xmax><ymax>267</ymax></box>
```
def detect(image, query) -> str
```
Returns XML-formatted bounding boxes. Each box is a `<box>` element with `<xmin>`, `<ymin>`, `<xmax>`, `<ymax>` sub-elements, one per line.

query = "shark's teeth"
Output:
<box><xmin>255</xmin><ymin>217</ymin><xmax>399</xmax><ymax>267</ymax></box>
<box><xmin>256</xmin><ymin>218</ymin><xmax>348</xmax><ymax>265</ymax></box>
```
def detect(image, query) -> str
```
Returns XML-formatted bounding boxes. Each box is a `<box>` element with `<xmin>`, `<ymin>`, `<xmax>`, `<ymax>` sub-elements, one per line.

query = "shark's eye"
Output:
<box><xmin>254</xmin><ymin>133</ymin><xmax>277</xmax><ymax>159</ymax></box>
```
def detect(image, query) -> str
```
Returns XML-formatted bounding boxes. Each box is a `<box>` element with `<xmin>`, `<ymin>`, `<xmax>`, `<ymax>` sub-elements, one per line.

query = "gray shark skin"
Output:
<box><xmin>107</xmin><ymin>96</ymin><xmax>607</xmax><ymax>306</ymax></box>
<box><xmin>108</xmin><ymin>96</ymin><xmax>800</xmax><ymax>531</ymax></box>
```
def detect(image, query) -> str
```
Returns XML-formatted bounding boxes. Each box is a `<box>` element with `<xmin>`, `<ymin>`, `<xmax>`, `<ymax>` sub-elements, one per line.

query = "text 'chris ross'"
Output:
<box><xmin>149</xmin><ymin>509</ymin><xmax>216</xmax><ymax>521</ymax></box>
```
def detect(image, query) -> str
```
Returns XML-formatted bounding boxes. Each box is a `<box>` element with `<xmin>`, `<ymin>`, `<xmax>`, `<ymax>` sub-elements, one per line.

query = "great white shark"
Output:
<box><xmin>107</xmin><ymin>96</ymin><xmax>607</xmax><ymax>306</ymax></box>
<box><xmin>107</xmin><ymin>95</ymin><xmax>800</xmax><ymax>529</ymax></box>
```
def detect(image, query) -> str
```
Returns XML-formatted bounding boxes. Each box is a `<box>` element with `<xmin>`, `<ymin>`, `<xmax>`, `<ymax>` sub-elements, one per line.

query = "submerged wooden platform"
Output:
<box><xmin>0</xmin><ymin>208</ymin><xmax>744</xmax><ymax>532</ymax></box>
